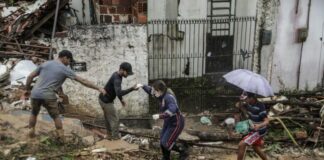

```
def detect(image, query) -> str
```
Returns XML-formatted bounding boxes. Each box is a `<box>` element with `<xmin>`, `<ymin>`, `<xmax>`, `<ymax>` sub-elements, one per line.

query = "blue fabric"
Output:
<box><xmin>160</xmin><ymin>114</ymin><xmax>184</xmax><ymax>150</ymax></box>
<box><xmin>246</xmin><ymin>102</ymin><xmax>268</xmax><ymax>136</ymax></box>
<box><xmin>143</xmin><ymin>85</ymin><xmax>181</xmax><ymax>124</ymax></box>
<box><xmin>143</xmin><ymin>85</ymin><xmax>185</xmax><ymax>150</ymax></box>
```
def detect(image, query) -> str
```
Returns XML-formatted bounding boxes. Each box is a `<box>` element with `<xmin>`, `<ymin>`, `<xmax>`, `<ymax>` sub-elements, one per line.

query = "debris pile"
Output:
<box><xmin>0</xmin><ymin>0</ymin><xmax>73</xmax><ymax>60</ymax></box>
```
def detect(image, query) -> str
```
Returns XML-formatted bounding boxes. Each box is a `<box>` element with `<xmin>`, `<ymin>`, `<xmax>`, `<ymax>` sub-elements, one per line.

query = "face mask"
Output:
<box><xmin>240</xmin><ymin>91</ymin><xmax>247</xmax><ymax>100</ymax></box>
<box><xmin>153</xmin><ymin>90</ymin><xmax>162</xmax><ymax>98</ymax></box>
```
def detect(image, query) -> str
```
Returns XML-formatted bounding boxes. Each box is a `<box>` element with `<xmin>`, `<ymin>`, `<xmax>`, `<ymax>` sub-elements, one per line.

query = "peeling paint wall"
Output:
<box><xmin>147</xmin><ymin>0</ymin><xmax>208</xmax><ymax>79</ymax></box>
<box><xmin>54</xmin><ymin>25</ymin><xmax>148</xmax><ymax>117</ymax></box>
<box><xmin>70</xmin><ymin>0</ymin><xmax>92</xmax><ymax>24</ymax></box>
<box><xmin>261</xmin><ymin>0</ymin><xmax>324</xmax><ymax>92</ymax></box>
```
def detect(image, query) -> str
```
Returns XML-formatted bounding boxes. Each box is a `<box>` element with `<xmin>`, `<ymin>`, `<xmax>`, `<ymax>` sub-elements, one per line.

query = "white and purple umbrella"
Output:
<box><xmin>223</xmin><ymin>69</ymin><xmax>274</xmax><ymax>97</ymax></box>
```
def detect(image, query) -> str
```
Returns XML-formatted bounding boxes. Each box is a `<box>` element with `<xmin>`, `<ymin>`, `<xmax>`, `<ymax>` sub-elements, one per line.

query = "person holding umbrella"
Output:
<box><xmin>222</xmin><ymin>69</ymin><xmax>273</xmax><ymax>160</ymax></box>
<box><xmin>236</xmin><ymin>91</ymin><xmax>269</xmax><ymax>160</ymax></box>
<box><xmin>140</xmin><ymin>80</ymin><xmax>189</xmax><ymax>160</ymax></box>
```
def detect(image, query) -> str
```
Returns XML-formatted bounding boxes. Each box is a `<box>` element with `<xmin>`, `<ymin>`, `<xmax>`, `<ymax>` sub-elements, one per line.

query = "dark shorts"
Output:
<box><xmin>31</xmin><ymin>98</ymin><xmax>59</xmax><ymax>119</ymax></box>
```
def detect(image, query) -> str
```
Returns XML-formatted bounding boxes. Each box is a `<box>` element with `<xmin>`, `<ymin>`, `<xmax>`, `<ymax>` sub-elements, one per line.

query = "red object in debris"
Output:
<box><xmin>243</xmin><ymin>132</ymin><xmax>264</xmax><ymax>146</ymax></box>
<box><xmin>55</xmin><ymin>31</ymin><xmax>68</xmax><ymax>38</ymax></box>
<box><xmin>137</xmin><ymin>13</ymin><xmax>147</xmax><ymax>24</ymax></box>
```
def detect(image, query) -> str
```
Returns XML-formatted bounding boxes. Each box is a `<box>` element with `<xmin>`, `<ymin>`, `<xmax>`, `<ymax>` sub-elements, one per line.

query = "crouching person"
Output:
<box><xmin>236</xmin><ymin>91</ymin><xmax>269</xmax><ymax>160</ymax></box>
<box><xmin>25</xmin><ymin>50</ymin><xmax>106</xmax><ymax>143</ymax></box>
<box><xmin>140</xmin><ymin>80</ymin><xmax>188</xmax><ymax>160</ymax></box>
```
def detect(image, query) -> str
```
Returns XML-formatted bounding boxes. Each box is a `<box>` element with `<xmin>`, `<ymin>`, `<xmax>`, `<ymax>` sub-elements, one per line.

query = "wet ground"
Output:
<box><xmin>0</xmin><ymin>108</ymin><xmax>323</xmax><ymax>160</ymax></box>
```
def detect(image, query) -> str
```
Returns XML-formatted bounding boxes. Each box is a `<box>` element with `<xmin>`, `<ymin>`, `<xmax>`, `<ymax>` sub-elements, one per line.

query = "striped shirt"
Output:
<box><xmin>246</xmin><ymin>102</ymin><xmax>268</xmax><ymax>136</ymax></box>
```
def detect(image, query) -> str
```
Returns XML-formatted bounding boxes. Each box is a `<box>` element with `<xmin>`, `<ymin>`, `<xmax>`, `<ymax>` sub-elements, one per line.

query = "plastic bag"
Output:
<box><xmin>235</xmin><ymin>120</ymin><xmax>252</xmax><ymax>135</ymax></box>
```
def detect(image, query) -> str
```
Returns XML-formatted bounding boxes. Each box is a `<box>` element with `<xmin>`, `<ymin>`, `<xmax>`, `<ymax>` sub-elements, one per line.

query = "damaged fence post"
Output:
<box><xmin>49</xmin><ymin>0</ymin><xmax>61</xmax><ymax>59</ymax></box>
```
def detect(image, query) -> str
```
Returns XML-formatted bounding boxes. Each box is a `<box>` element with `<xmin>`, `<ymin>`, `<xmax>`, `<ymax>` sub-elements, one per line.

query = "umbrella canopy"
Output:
<box><xmin>223</xmin><ymin>69</ymin><xmax>274</xmax><ymax>97</ymax></box>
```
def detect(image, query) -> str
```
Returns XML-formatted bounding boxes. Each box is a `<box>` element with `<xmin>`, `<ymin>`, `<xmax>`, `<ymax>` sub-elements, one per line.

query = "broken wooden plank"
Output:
<box><xmin>186</xmin><ymin>129</ymin><xmax>241</xmax><ymax>141</ymax></box>
<box><xmin>0</xmin><ymin>51</ymin><xmax>42</xmax><ymax>57</ymax></box>
<box><xmin>271</xmin><ymin>116</ymin><xmax>322</xmax><ymax>122</ymax></box>
<box><xmin>0</xmin><ymin>41</ymin><xmax>51</xmax><ymax>50</ymax></box>
<box><xmin>24</xmin><ymin>0</ymin><xmax>69</xmax><ymax>38</ymax></box>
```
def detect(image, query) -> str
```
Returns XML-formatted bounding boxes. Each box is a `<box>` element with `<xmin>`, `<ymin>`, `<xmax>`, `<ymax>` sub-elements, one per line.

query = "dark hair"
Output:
<box><xmin>58</xmin><ymin>50</ymin><xmax>74</xmax><ymax>62</ymax></box>
<box><xmin>152</xmin><ymin>80</ymin><xmax>167</xmax><ymax>93</ymax></box>
<box><xmin>119</xmin><ymin>62</ymin><xmax>134</xmax><ymax>75</ymax></box>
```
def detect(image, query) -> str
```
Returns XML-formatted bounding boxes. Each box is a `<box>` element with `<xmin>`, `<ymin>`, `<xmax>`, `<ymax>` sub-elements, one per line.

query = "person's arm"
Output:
<box><xmin>142</xmin><ymin>85</ymin><xmax>153</xmax><ymax>96</ymax></box>
<box><xmin>235</xmin><ymin>101</ymin><xmax>248</xmax><ymax>119</ymax></box>
<box><xmin>253</xmin><ymin>104</ymin><xmax>269</xmax><ymax>130</ymax></box>
<box><xmin>74</xmin><ymin>76</ymin><xmax>106</xmax><ymax>95</ymax></box>
<box><xmin>114</xmin><ymin>78</ymin><xmax>135</xmax><ymax>103</ymax></box>
<box><xmin>25</xmin><ymin>64</ymin><xmax>43</xmax><ymax>91</ymax></box>
<box><xmin>63</xmin><ymin>66</ymin><xmax>106</xmax><ymax>95</ymax></box>
<box><xmin>25</xmin><ymin>71</ymin><xmax>39</xmax><ymax>91</ymax></box>
<box><xmin>159</xmin><ymin>96</ymin><xmax>178</xmax><ymax>119</ymax></box>
<box><xmin>254</xmin><ymin>117</ymin><xmax>269</xmax><ymax>130</ymax></box>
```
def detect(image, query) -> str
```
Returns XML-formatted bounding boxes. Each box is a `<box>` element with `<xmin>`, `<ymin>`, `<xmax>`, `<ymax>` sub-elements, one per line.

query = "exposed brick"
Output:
<box><xmin>100</xmin><ymin>6</ymin><xmax>108</xmax><ymax>14</ymax></box>
<box><xmin>119</xmin><ymin>0</ymin><xmax>131</xmax><ymax>6</ymax></box>
<box><xmin>112</xmin><ymin>0</ymin><xmax>119</xmax><ymax>5</ymax></box>
<box><xmin>132</xmin><ymin>8</ymin><xmax>138</xmax><ymax>17</ymax></box>
<box><xmin>109</xmin><ymin>7</ymin><xmax>116</xmax><ymax>14</ymax></box>
<box><xmin>113</xmin><ymin>15</ymin><xmax>120</xmax><ymax>22</ymax></box>
<box><xmin>143</xmin><ymin>2</ymin><xmax>147</xmax><ymax>12</ymax></box>
<box><xmin>103</xmin><ymin>0</ymin><xmax>112</xmax><ymax>5</ymax></box>
<box><xmin>137</xmin><ymin>13</ymin><xmax>147</xmax><ymax>24</ymax></box>
<box><xmin>100</xmin><ymin>15</ymin><xmax>104</xmax><ymax>23</ymax></box>
<box><xmin>128</xmin><ymin>15</ymin><xmax>133</xmax><ymax>23</ymax></box>
<box><xmin>99</xmin><ymin>0</ymin><xmax>104</xmax><ymax>5</ymax></box>
<box><xmin>117</xmin><ymin>6</ymin><xmax>126</xmax><ymax>14</ymax></box>
<box><xmin>138</xmin><ymin>3</ymin><xmax>143</xmax><ymax>13</ymax></box>
<box><xmin>100</xmin><ymin>15</ymin><xmax>112</xmax><ymax>23</ymax></box>
<box><xmin>117</xmin><ymin>6</ymin><xmax>130</xmax><ymax>14</ymax></box>
<box><xmin>104</xmin><ymin>15</ymin><xmax>112</xmax><ymax>23</ymax></box>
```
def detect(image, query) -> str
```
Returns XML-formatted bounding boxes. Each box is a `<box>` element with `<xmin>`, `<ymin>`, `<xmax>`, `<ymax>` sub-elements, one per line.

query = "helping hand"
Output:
<box><xmin>99</xmin><ymin>88</ymin><xmax>107</xmax><ymax>95</ymax></box>
<box><xmin>253</xmin><ymin>124</ymin><xmax>262</xmax><ymax>130</ymax></box>
<box><xmin>133</xmin><ymin>84</ymin><xmax>143</xmax><ymax>90</ymax></box>
<box><xmin>121</xmin><ymin>101</ymin><xmax>127</xmax><ymax>107</ymax></box>
<box><xmin>152</xmin><ymin>114</ymin><xmax>160</xmax><ymax>120</ymax></box>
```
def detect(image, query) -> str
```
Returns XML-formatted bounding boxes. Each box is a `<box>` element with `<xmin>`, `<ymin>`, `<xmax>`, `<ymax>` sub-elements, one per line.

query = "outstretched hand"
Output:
<box><xmin>133</xmin><ymin>84</ymin><xmax>143</xmax><ymax>90</ymax></box>
<box><xmin>152</xmin><ymin>114</ymin><xmax>160</xmax><ymax>120</ymax></box>
<box><xmin>121</xmin><ymin>100</ymin><xmax>127</xmax><ymax>107</ymax></box>
<box><xmin>99</xmin><ymin>88</ymin><xmax>107</xmax><ymax>95</ymax></box>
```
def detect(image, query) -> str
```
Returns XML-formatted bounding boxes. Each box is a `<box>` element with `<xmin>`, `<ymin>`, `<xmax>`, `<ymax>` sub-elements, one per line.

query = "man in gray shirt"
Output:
<box><xmin>25</xmin><ymin>50</ymin><xmax>106</xmax><ymax>142</ymax></box>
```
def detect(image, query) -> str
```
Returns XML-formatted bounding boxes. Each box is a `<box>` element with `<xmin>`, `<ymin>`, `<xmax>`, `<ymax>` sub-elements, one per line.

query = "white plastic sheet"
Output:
<box><xmin>0</xmin><ymin>64</ymin><xmax>7</xmax><ymax>77</ymax></box>
<box><xmin>10</xmin><ymin>60</ymin><xmax>37</xmax><ymax>85</ymax></box>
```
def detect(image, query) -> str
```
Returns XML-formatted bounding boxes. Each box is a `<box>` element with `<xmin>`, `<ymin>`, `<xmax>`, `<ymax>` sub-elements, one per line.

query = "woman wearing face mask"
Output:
<box><xmin>140</xmin><ymin>80</ymin><xmax>188</xmax><ymax>160</ymax></box>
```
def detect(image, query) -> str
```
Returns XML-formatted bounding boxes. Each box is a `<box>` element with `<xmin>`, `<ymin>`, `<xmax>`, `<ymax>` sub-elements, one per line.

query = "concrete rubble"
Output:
<box><xmin>0</xmin><ymin>0</ymin><xmax>73</xmax><ymax>59</ymax></box>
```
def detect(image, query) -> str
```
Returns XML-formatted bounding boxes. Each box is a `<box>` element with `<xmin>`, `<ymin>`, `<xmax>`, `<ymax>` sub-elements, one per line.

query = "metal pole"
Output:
<box><xmin>49</xmin><ymin>0</ymin><xmax>61</xmax><ymax>59</ymax></box>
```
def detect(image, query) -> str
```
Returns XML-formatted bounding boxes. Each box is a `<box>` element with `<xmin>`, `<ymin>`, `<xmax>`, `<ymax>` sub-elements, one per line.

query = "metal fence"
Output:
<box><xmin>147</xmin><ymin>17</ymin><xmax>256</xmax><ymax>113</ymax></box>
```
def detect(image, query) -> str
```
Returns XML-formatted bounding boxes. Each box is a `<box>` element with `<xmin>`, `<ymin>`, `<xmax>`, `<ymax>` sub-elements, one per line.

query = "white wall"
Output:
<box><xmin>269</xmin><ymin>0</ymin><xmax>324</xmax><ymax>92</ymax></box>
<box><xmin>70</xmin><ymin>0</ymin><xmax>92</xmax><ymax>24</ymax></box>
<box><xmin>148</xmin><ymin>0</ymin><xmax>208</xmax><ymax>79</ymax></box>
<box><xmin>235</xmin><ymin>0</ymin><xmax>257</xmax><ymax>17</ymax></box>
<box><xmin>147</xmin><ymin>0</ymin><xmax>258</xmax><ymax>79</ymax></box>
<box><xmin>299</xmin><ymin>0</ymin><xmax>324</xmax><ymax>89</ymax></box>
<box><xmin>54</xmin><ymin>25</ymin><xmax>148</xmax><ymax>117</ymax></box>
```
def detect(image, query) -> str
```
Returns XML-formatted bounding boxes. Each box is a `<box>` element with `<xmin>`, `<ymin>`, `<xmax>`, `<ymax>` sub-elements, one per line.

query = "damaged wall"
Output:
<box><xmin>53</xmin><ymin>25</ymin><xmax>148</xmax><ymax>117</ymax></box>
<box><xmin>260</xmin><ymin>0</ymin><xmax>324</xmax><ymax>92</ymax></box>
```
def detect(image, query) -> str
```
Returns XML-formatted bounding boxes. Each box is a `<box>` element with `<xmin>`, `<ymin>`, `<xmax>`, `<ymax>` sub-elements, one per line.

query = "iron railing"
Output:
<box><xmin>147</xmin><ymin>17</ymin><xmax>256</xmax><ymax>113</ymax></box>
